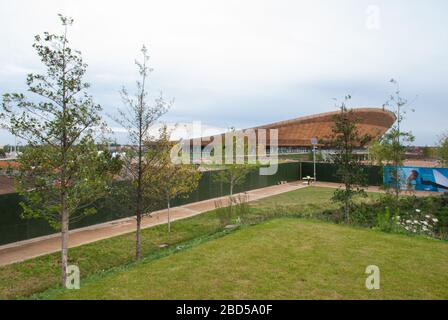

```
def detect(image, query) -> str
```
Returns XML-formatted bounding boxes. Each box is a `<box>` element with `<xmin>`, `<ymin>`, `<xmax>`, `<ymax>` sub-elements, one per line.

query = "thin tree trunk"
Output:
<box><xmin>344</xmin><ymin>177</ymin><xmax>350</xmax><ymax>223</ymax></box>
<box><xmin>344</xmin><ymin>200</ymin><xmax>349</xmax><ymax>223</ymax></box>
<box><xmin>229</xmin><ymin>181</ymin><xmax>234</xmax><ymax>220</ymax></box>
<box><xmin>395</xmin><ymin>163</ymin><xmax>400</xmax><ymax>201</ymax></box>
<box><xmin>135</xmin><ymin>60</ymin><xmax>146</xmax><ymax>260</ymax></box>
<box><xmin>60</xmin><ymin>24</ymin><xmax>69</xmax><ymax>287</ymax></box>
<box><xmin>167</xmin><ymin>196</ymin><xmax>171</xmax><ymax>234</ymax></box>
<box><xmin>61</xmin><ymin>193</ymin><xmax>69</xmax><ymax>287</ymax></box>
<box><xmin>135</xmin><ymin>216</ymin><xmax>141</xmax><ymax>258</ymax></box>
<box><xmin>135</xmin><ymin>141</ymin><xmax>143</xmax><ymax>260</ymax></box>
<box><xmin>135</xmin><ymin>84</ymin><xmax>144</xmax><ymax>259</ymax></box>
<box><xmin>135</xmin><ymin>163</ymin><xmax>142</xmax><ymax>259</ymax></box>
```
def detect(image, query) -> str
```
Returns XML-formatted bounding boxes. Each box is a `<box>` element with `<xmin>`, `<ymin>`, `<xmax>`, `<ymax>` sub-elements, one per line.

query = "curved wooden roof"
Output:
<box><xmin>194</xmin><ymin>108</ymin><xmax>396</xmax><ymax>147</ymax></box>
<box><xmin>256</xmin><ymin>107</ymin><xmax>396</xmax><ymax>147</ymax></box>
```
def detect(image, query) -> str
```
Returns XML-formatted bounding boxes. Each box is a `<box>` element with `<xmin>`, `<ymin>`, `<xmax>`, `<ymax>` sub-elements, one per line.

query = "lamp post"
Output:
<box><xmin>311</xmin><ymin>138</ymin><xmax>318</xmax><ymax>183</ymax></box>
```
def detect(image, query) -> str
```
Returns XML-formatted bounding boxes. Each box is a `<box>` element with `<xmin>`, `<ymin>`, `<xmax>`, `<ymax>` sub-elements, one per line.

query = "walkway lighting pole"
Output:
<box><xmin>311</xmin><ymin>138</ymin><xmax>318</xmax><ymax>183</ymax></box>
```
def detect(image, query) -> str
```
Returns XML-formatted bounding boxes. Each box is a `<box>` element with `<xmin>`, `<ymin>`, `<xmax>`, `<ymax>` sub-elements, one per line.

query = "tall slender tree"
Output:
<box><xmin>143</xmin><ymin>127</ymin><xmax>201</xmax><ymax>234</ymax></box>
<box><xmin>381</xmin><ymin>79</ymin><xmax>415</xmax><ymax>199</ymax></box>
<box><xmin>0</xmin><ymin>15</ymin><xmax>118</xmax><ymax>286</ymax></box>
<box><xmin>212</xmin><ymin>128</ymin><xmax>257</xmax><ymax>196</ymax></box>
<box><xmin>214</xmin><ymin>164</ymin><xmax>254</xmax><ymax>196</ymax></box>
<box><xmin>324</xmin><ymin>96</ymin><xmax>371</xmax><ymax>222</ymax></box>
<box><xmin>113</xmin><ymin>46</ymin><xmax>171</xmax><ymax>259</ymax></box>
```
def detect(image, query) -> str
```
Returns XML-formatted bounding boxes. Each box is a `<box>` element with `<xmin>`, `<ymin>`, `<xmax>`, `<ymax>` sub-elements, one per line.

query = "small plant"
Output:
<box><xmin>376</xmin><ymin>207</ymin><xmax>391</xmax><ymax>231</ymax></box>
<box><xmin>214</xmin><ymin>199</ymin><xmax>232</xmax><ymax>227</ymax></box>
<box><xmin>231</xmin><ymin>193</ymin><xmax>250</xmax><ymax>224</ymax></box>
<box><xmin>395</xmin><ymin>209</ymin><xmax>438</xmax><ymax>237</ymax></box>
<box><xmin>436</xmin><ymin>133</ymin><xmax>448</xmax><ymax>167</ymax></box>
<box><xmin>5</xmin><ymin>163</ymin><xmax>14</xmax><ymax>178</ymax></box>
<box><xmin>215</xmin><ymin>194</ymin><xmax>251</xmax><ymax>227</ymax></box>
<box><xmin>312</xmin><ymin>192</ymin><xmax>448</xmax><ymax>240</ymax></box>
<box><xmin>376</xmin><ymin>207</ymin><xmax>400</xmax><ymax>232</ymax></box>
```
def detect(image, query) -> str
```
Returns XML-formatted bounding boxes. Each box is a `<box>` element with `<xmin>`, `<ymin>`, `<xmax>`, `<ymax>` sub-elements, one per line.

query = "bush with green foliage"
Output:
<box><xmin>437</xmin><ymin>134</ymin><xmax>448</xmax><ymax>167</ymax></box>
<box><xmin>230</xmin><ymin>194</ymin><xmax>250</xmax><ymax>224</ymax></box>
<box><xmin>214</xmin><ymin>194</ymin><xmax>251</xmax><ymax>226</ymax></box>
<box><xmin>214</xmin><ymin>199</ymin><xmax>232</xmax><ymax>226</ymax></box>
<box><xmin>317</xmin><ymin>193</ymin><xmax>448</xmax><ymax>240</ymax></box>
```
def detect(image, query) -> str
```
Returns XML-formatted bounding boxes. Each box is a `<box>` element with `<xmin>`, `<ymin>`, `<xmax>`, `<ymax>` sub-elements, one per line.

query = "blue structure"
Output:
<box><xmin>384</xmin><ymin>166</ymin><xmax>448</xmax><ymax>192</ymax></box>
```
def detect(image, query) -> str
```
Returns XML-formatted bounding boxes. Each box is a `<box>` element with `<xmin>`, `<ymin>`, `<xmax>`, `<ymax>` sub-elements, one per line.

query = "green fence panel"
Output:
<box><xmin>300</xmin><ymin>162</ymin><xmax>382</xmax><ymax>186</ymax></box>
<box><xmin>0</xmin><ymin>161</ymin><xmax>386</xmax><ymax>246</ymax></box>
<box><xmin>0</xmin><ymin>161</ymin><xmax>383</xmax><ymax>245</ymax></box>
<box><xmin>0</xmin><ymin>162</ymin><xmax>301</xmax><ymax>245</ymax></box>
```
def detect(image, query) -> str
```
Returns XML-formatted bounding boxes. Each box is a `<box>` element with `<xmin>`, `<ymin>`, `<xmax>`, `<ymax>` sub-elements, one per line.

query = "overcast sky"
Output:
<box><xmin>1</xmin><ymin>0</ymin><xmax>447</xmax><ymax>145</ymax></box>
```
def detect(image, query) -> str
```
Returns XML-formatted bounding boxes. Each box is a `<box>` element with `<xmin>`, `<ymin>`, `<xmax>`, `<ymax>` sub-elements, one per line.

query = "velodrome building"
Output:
<box><xmin>190</xmin><ymin>108</ymin><xmax>396</xmax><ymax>157</ymax></box>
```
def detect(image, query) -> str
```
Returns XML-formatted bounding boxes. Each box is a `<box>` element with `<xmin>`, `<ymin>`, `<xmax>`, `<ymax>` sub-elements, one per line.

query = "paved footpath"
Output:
<box><xmin>0</xmin><ymin>182</ymin><xmax>306</xmax><ymax>266</ymax></box>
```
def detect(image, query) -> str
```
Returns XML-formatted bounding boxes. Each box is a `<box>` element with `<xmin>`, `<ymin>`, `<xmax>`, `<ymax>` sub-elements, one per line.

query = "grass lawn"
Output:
<box><xmin>278</xmin><ymin>154</ymin><xmax>310</xmax><ymax>162</ymax></box>
<box><xmin>0</xmin><ymin>187</ymin><xmax>341</xmax><ymax>299</ymax></box>
<box><xmin>251</xmin><ymin>185</ymin><xmax>340</xmax><ymax>212</ymax></box>
<box><xmin>43</xmin><ymin>219</ymin><xmax>448</xmax><ymax>300</ymax></box>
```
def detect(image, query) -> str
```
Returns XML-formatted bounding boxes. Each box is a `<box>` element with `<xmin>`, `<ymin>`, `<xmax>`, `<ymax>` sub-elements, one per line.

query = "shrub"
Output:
<box><xmin>230</xmin><ymin>194</ymin><xmax>250</xmax><ymax>224</ymax></box>
<box><xmin>350</xmin><ymin>202</ymin><xmax>379</xmax><ymax>227</ymax></box>
<box><xmin>214</xmin><ymin>200</ymin><xmax>232</xmax><ymax>227</ymax></box>
<box><xmin>377</xmin><ymin>207</ymin><xmax>391</xmax><ymax>231</ymax></box>
<box><xmin>307</xmin><ymin>193</ymin><xmax>447</xmax><ymax>240</ymax></box>
<box><xmin>395</xmin><ymin>209</ymin><xmax>438</xmax><ymax>237</ymax></box>
<box><xmin>214</xmin><ymin>194</ymin><xmax>251</xmax><ymax>227</ymax></box>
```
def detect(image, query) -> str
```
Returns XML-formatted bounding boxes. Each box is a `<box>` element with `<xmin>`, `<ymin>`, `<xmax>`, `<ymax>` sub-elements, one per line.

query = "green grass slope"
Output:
<box><xmin>0</xmin><ymin>187</ymin><xmax>336</xmax><ymax>299</ymax></box>
<box><xmin>46</xmin><ymin>219</ymin><xmax>448</xmax><ymax>300</ymax></box>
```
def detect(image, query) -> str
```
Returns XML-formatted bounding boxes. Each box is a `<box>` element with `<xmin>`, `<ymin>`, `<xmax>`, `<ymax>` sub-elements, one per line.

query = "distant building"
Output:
<box><xmin>186</xmin><ymin>107</ymin><xmax>396</xmax><ymax>159</ymax></box>
<box><xmin>3</xmin><ymin>145</ymin><xmax>20</xmax><ymax>160</ymax></box>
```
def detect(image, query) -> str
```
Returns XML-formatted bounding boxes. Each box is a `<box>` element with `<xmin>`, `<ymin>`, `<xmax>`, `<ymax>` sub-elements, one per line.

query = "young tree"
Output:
<box><xmin>212</xmin><ymin>128</ymin><xmax>258</xmax><ymax>196</ymax></box>
<box><xmin>324</xmin><ymin>96</ymin><xmax>371</xmax><ymax>222</ymax></box>
<box><xmin>380</xmin><ymin>79</ymin><xmax>415</xmax><ymax>199</ymax></box>
<box><xmin>368</xmin><ymin>141</ymin><xmax>388</xmax><ymax>166</ymax></box>
<box><xmin>113</xmin><ymin>46</ymin><xmax>171</xmax><ymax>259</ymax></box>
<box><xmin>214</xmin><ymin>164</ymin><xmax>254</xmax><ymax>196</ymax></box>
<box><xmin>421</xmin><ymin>146</ymin><xmax>434</xmax><ymax>159</ymax></box>
<box><xmin>164</xmin><ymin>164</ymin><xmax>200</xmax><ymax>233</ymax></box>
<box><xmin>0</xmin><ymin>15</ymin><xmax>118</xmax><ymax>286</ymax></box>
<box><xmin>144</xmin><ymin>128</ymin><xmax>201</xmax><ymax>234</ymax></box>
<box><xmin>437</xmin><ymin>134</ymin><xmax>448</xmax><ymax>167</ymax></box>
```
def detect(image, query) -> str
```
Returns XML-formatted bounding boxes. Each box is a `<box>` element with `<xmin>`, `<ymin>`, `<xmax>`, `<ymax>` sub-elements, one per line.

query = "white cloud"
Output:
<box><xmin>1</xmin><ymin>0</ymin><xmax>448</xmax><ymax>145</ymax></box>
<box><xmin>110</xmin><ymin>122</ymin><xmax>227</xmax><ymax>142</ymax></box>
<box><xmin>0</xmin><ymin>64</ymin><xmax>35</xmax><ymax>76</ymax></box>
